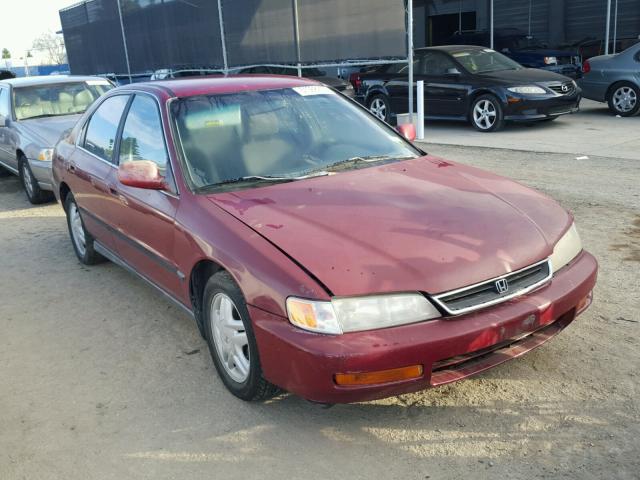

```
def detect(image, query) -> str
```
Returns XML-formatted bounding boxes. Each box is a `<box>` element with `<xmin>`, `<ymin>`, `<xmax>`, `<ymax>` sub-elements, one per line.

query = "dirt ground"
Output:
<box><xmin>1</xmin><ymin>144</ymin><xmax>638</xmax><ymax>480</ymax></box>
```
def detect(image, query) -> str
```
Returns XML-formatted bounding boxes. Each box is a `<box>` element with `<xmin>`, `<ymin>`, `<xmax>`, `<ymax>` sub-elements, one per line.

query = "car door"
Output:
<box><xmin>108</xmin><ymin>93</ymin><xmax>182</xmax><ymax>298</ymax></box>
<box><xmin>416</xmin><ymin>51</ymin><xmax>469</xmax><ymax>117</ymax></box>
<box><xmin>70</xmin><ymin>94</ymin><xmax>131</xmax><ymax>252</ymax></box>
<box><xmin>0</xmin><ymin>85</ymin><xmax>17</xmax><ymax>169</ymax></box>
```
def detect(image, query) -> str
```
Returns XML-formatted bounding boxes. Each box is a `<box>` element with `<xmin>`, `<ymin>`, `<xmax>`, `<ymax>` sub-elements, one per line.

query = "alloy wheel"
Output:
<box><xmin>612</xmin><ymin>86</ymin><xmax>637</xmax><ymax>113</ymax></box>
<box><xmin>69</xmin><ymin>202</ymin><xmax>87</xmax><ymax>257</ymax></box>
<box><xmin>369</xmin><ymin>98</ymin><xmax>387</xmax><ymax>121</ymax></box>
<box><xmin>473</xmin><ymin>99</ymin><xmax>497</xmax><ymax>130</ymax></box>
<box><xmin>22</xmin><ymin>162</ymin><xmax>35</xmax><ymax>199</ymax></box>
<box><xmin>210</xmin><ymin>293</ymin><xmax>250</xmax><ymax>383</ymax></box>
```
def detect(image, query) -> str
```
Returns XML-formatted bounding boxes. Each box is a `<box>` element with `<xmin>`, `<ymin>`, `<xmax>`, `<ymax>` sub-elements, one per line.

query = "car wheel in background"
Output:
<box><xmin>367</xmin><ymin>94</ymin><xmax>391</xmax><ymax>122</ymax></box>
<box><xmin>19</xmin><ymin>156</ymin><xmax>54</xmax><ymax>204</ymax></box>
<box><xmin>64</xmin><ymin>193</ymin><xmax>105</xmax><ymax>265</ymax></box>
<box><xmin>470</xmin><ymin>94</ymin><xmax>505</xmax><ymax>132</ymax></box>
<box><xmin>607</xmin><ymin>82</ymin><xmax>640</xmax><ymax>117</ymax></box>
<box><xmin>203</xmin><ymin>271</ymin><xmax>280</xmax><ymax>401</ymax></box>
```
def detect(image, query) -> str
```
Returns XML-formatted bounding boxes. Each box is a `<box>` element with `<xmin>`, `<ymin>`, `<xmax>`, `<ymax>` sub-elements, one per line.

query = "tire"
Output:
<box><xmin>19</xmin><ymin>156</ymin><xmax>54</xmax><ymax>204</ymax></box>
<box><xmin>64</xmin><ymin>193</ymin><xmax>105</xmax><ymax>265</ymax></box>
<box><xmin>607</xmin><ymin>82</ymin><xmax>640</xmax><ymax>117</ymax></box>
<box><xmin>203</xmin><ymin>271</ymin><xmax>279</xmax><ymax>401</ymax></box>
<box><xmin>367</xmin><ymin>94</ymin><xmax>391</xmax><ymax>122</ymax></box>
<box><xmin>470</xmin><ymin>94</ymin><xmax>505</xmax><ymax>132</ymax></box>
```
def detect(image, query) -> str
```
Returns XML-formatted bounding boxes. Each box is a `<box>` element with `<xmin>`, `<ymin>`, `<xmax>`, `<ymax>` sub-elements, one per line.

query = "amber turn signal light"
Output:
<box><xmin>334</xmin><ymin>365</ymin><xmax>423</xmax><ymax>386</ymax></box>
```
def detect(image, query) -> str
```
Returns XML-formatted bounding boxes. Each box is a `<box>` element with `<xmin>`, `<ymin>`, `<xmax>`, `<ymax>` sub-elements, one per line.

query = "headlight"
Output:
<box><xmin>286</xmin><ymin>293</ymin><xmax>441</xmax><ymax>335</ymax></box>
<box><xmin>507</xmin><ymin>85</ymin><xmax>547</xmax><ymax>95</ymax></box>
<box><xmin>37</xmin><ymin>148</ymin><xmax>54</xmax><ymax>161</ymax></box>
<box><xmin>544</xmin><ymin>56</ymin><xmax>558</xmax><ymax>65</ymax></box>
<box><xmin>549</xmin><ymin>223</ymin><xmax>582</xmax><ymax>272</ymax></box>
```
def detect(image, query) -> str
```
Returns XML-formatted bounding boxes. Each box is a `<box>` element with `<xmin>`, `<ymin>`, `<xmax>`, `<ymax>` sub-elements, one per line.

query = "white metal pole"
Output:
<box><xmin>116</xmin><ymin>0</ymin><xmax>132</xmax><ymax>83</ymax></box>
<box><xmin>605</xmin><ymin>0</ymin><xmax>612</xmax><ymax>55</ymax></box>
<box><xmin>216</xmin><ymin>0</ymin><xmax>229</xmax><ymax>74</ymax></box>
<box><xmin>612</xmin><ymin>0</ymin><xmax>619</xmax><ymax>54</ymax></box>
<box><xmin>408</xmin><ymin>0</ymin><xmax>414</xmax><ymax>120</ymax></box>
<box><xmin>416</xmin><ymin>80</ymin><xmax>424</xmax><ymax>140</ymax></box>
<box><xmin>490</xmin><ymin>0</ymin><xmax>494</xmax><ymax>49</ymax></box>
<box><xmin>292</xmin><ymin>0</ymin><xmax>302</xmax><ymax>77</ymax></box>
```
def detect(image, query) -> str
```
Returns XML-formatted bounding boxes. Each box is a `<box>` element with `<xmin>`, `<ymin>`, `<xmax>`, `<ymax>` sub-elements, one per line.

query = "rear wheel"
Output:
<box><xmin>64</xmin><ymin>193</ymin><xmax>105</xmax><ymax>265</ymax></box>
<box><xmin>203</xmin><ymin>271</ymin><xmax>279</xmax><ymax>401</ymax></box>
<box><xmin>470</xmin><ymin>94</ymin><xmax>505</xmax><ymax>132</ymax></box>
<box><xmin>607</xmin><ymin>82</ymin><xmax>640</xmax><ymax>117</ymax></box>
<box><xmin>19</xmin><ymin>156</ymin><xmax>53</xmax><ymax>204</ymax></box>
<box><xmin>367</xmin><ymin>94</ymin><xmax>391</xmax><ymax>122</ymax></box>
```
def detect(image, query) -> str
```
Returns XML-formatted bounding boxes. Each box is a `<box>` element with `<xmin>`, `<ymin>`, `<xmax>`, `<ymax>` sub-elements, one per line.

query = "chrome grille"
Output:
<box><xmin>431</xmin><ymin>259</ymin><xmax>552</xmax><ymax>315</ymax></box>
<box><xmin>548</xmin><ymin>82</ymin><xmax>576</xmax><ymax>95</ymax></box>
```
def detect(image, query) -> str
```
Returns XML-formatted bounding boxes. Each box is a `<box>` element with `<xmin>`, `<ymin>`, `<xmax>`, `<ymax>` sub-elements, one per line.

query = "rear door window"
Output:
<box><xmin>83</xmin><ymin>95</ymin><xmax>130</xmax><ymax>163</ymax></box>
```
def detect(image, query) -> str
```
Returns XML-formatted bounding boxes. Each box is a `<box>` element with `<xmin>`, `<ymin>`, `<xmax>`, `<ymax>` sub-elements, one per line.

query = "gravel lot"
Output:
<box><xmin>1</xmin><ymin>143</ymin><xmax>638</xmax><ymax>480</ymax></box>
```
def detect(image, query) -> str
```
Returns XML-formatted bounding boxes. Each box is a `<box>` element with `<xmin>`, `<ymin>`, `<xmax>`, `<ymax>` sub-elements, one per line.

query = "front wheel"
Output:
<box><xmin>64</xmin><ymin>193</ymin><xmax>105</xmax><ymax>265</ymax></box>
<box><xmin>19</xmin><ymin>156</ymin><xmax>53</xmax><ymax>204</ymax></box>
<box><xmin>203</xmin><ymin>271</ymin><xmax>279</xmax><ymax>401</ymax></box>
<box><xmin>607</xmin><ymin>82</ymin><xmax>640</xmax><ymax>117</ymax></box>
<box><xmin>470</xmin><ymin>94</ymin><xmax>505</xmax><ymax>132</ymax></box>
<box><xmin>367</xmin><ymin>94</ymin><xmax>391</xmax><ymax>122</ymax></box>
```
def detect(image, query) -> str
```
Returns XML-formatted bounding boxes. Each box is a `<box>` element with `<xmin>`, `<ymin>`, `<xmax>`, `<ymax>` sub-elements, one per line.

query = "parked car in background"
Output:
<box><xmin>237</xmin><ymin>65</ymin><xmax>355</xmax><ymax>98</ymax></box>
<box><xmin>356</xmin><ymin>45</ymin><xmax>581</xmax><ymax>132</ymax></box>
<box><xmin>103</xmin><ymin>72</ymin><xmax>152</xmax><ymax>86</ymax></box>
<box><xmin>52</xmin><ymin>76</ymin><xmax>596</xmax><ymax>404</ymax></box>
<box><xmin>447</xmin><ymin>28</ymin><xmax>582</xmax><ymax>78</ymax></box>
<box><xmin>0</xmin><ymin>70</ymin><xmax>16</xmax><ymax>80</ymax></box>
<box><xmin>0</xmin><ymin>75</ymin><xmax>113</xmax><ymax>203</ymax></box>
<box><xmin>577</xmin><ymin>36</ymin><xmax>640</xmax><ymax>62</ymax></box>
<box><xmin>150</xmin><ymin>68</ymin><xmax>224</xmax><ymax>80</ymax></box>
<box><xmin>578</xmin><ymin>43</ymin><xmax>640</xmax><ymax>117</ymax></box>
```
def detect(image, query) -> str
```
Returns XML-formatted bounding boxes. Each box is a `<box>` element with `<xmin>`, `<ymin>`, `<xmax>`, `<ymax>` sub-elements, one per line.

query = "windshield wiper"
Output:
<box><xmin>195</xmin><ymin>171</ymin><xmax>331</xmax><ymax>192</ymax></box>
<box><xmin>23</xmin><ymin>113</ymin><xmax>59</xmax><ymax>120</ymax></box>
<box><xmin>313</xmin><ymin>155</ymin><xmax>414</xmax><ymax>173</ymax></box>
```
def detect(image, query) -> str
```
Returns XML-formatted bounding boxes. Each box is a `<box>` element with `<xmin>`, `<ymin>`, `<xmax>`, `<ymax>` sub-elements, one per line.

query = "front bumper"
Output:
<box><xmin>252</xmin><ymin>250</ymin><xmax>597</xmax><ymax>403</ymax></box>
<box><xmin>504</xmin><ymin>93</ymin><xmax>581</xmax><ymax>121</ymax></box>
<box><xmin>27</xmin><ymin>159</ymin><xmax>53</xmax><ymax>191</ymax></box>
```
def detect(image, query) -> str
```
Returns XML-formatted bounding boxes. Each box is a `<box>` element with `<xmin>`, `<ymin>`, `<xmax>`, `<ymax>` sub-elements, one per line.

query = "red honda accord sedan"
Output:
<box><xmin>52</xmin><ymin>76</ymin><xmax>597</xmax><ymax>404</ymax></box>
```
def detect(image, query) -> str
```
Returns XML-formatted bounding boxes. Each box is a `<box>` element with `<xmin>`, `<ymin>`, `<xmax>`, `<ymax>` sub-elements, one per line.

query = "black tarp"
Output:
<box><xmin>60</xmin><ymin>0</ymin><xmax>407</xmax><ymax>75</ymax></box>
<box><xmin>60</xmin><ymin>0</ymin><xmax>127</xmax><ymax>74</ymax></box>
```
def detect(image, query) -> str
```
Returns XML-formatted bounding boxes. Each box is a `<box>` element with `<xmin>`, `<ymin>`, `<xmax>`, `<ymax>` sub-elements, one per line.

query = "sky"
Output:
<box><xmin>0</xmin><ymin>0</ymin><xmax>72</xmax><ymax>59</ymax></box>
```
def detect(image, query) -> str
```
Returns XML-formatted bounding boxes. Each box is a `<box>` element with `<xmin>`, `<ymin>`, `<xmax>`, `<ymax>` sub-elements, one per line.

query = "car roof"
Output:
<box><xmin>124</xmin><ymin>74</ymin><xmax>320</xmax><ymax>98</ymax></box>
<box><xmin>0</xmin><ymin>75</ymin><xmax>108</xmax><ymax>88</ymax></box>
<box><xmin>416</xmin><ymin>45</ymin><xmax>487</xmax><ymax>54</ymax></box>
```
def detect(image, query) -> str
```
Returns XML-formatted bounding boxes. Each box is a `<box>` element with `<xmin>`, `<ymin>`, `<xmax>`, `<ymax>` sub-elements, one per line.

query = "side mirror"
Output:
<box><xmin>445</xmin><ymin>67</ymin><xmax>462</xmax><ymax>77</ymax></box>
<box><xmin>0</xmin><ymin>114</ymin><xmax>6</xmax><ymax>127</ymax></box>
<box><xmin>396</xmin><ymin>123</ymin><xmax>416</xmax><ymax>142</ymax></box>
<box><xmin>117</xmin><ymin>160</ymin><xmax>166</xmax><ymax>190</ymax></box>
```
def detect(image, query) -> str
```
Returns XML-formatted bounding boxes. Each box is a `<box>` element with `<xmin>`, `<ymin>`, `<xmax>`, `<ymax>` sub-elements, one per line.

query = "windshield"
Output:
<box><xmin>172</xmin><ymin>86</ymin><xmax>419</xmax><ymax>191</ymax></box>
<box><xmin>13</xmin><ymin>80</ymin><xmax>113</xmax><ymax>120</ymax></box>
<box><xmin>452</xmin><ymin>49</ymin><xmax>523</xmax><ymax>74</ymax></box>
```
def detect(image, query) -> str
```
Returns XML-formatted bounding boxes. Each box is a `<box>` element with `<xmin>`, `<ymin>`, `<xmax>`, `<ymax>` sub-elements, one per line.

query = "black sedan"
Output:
<box><xmin>356</xmin><ymin>45</ymin><xmax>581</xmax><ymax>132</ymax></box>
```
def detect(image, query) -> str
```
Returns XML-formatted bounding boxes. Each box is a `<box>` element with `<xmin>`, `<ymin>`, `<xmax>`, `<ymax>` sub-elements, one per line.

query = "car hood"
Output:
<box><xmin>312</xmin><ymin>75</ymin><xmax>350</xmax><ymax>89</ymax></box>
<box><xmin>478</xmin><ymin>67</ymin><xmax>572</xmax><ymax>84</ymax></box>
<box><xmin>19</xmin><ymin>114</ymin><xmax>82</xmax><ymax>147</ymax></box>
<box><xmin>208</xmin><ymin>156</ymin><xmax>571</xmax><ymax>296</ymax></box>
<box><xmin>516</xmin><ymin>48</ymin><xmax>576</xmax><ymax>57</ymax></box>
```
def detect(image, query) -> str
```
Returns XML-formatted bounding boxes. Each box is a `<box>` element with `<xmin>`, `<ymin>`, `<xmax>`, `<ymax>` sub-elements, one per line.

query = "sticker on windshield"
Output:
<box><xmin>86</xmin><ymin>79</ymin><xmax>111</xmax><ymax>86</ymax></box>
<box><xmin>452</xmin><ymin>52</ymin><xmax>470</xmax><ymax>57</ymax></box>
<box><xmin>483</xmin><ymin>49</ymin><xmax>495</xmax><ymax>53</ymax></box>
<box><xmin>292</xmin><ymin>85</ymin><xmax>334</xmax><ymax>96</ymax></box>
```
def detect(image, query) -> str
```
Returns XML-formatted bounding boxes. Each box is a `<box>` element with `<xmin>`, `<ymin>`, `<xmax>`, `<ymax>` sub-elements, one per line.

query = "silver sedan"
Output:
<box><xmin>0</xmin><ymin>75</ymin><xmax>112</xmax><ymax>203</ymax></box>
<box><xmin>578</xmin><ymin>42</ymin><xmax>640</xmax><ymax>117</ymax></box>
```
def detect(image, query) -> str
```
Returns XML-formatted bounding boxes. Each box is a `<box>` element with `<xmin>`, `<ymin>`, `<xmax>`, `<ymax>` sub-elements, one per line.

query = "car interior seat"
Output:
<box><xmin>241</xmin><ymin>110</ymin><xmax>297</xmax><ymax>177</ymax></box>
<box><xmin>14</xmin><ymin>92</ymin><xmax>45</xmax><ymax>119</ymax></box>
<box><xmin>73</xmin><ymin>90</ymin><xmax>95</xmax><ymax>113</ymax></box>
<box><xmin>56</xmin><ymin>92</ymin><xmax>75</xmax><ymax>114</ymax></box>
<box><xmin>179</xmin><ymin>98</ymin><xmax>247</xmax><ymax>187</ymax></box>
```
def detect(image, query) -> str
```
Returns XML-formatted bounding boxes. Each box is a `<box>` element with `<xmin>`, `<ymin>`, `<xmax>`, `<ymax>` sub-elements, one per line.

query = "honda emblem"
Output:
<box><xmin>495</xmin><ymin>278</ymin><xmax>509</xmax><ymax>294</ymax></box>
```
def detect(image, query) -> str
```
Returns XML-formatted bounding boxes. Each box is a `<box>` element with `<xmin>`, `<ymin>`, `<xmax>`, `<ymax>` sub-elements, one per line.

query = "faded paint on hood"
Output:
<box><xmin>19</xmin><ymin>114</ymin><xmax>82</xmax><ymax>147</ymax></box>
<box><xmin>208</xmin><ymin>156</ymin><xmax>572</xmax><ymax>296</ymax></box>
